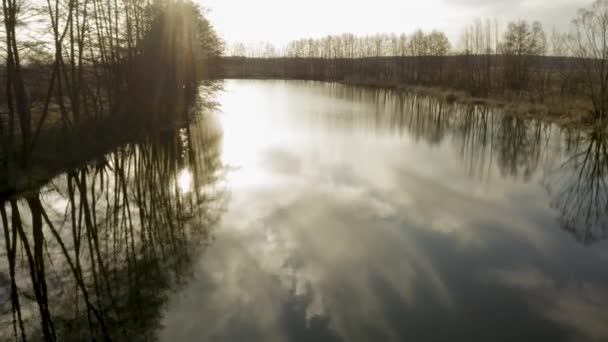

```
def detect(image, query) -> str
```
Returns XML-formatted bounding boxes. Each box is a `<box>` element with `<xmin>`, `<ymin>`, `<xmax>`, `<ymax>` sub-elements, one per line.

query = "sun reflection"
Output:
<box><xmin>216</xmin><ymin>85</ymin><xmax>296</xmax><ymax>188</ymax></box>
<box><xmin>177</xmin><ymin>169</ymin><xmax>193</xmax><ymax>194</ymax></box>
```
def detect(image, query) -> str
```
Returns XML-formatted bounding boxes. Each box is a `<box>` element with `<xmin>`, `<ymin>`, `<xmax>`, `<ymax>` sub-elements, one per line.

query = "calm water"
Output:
<box><xmin>1</xmin><ymin>80</ymin><xmax>608</xmax><ymax>341</ymax></box>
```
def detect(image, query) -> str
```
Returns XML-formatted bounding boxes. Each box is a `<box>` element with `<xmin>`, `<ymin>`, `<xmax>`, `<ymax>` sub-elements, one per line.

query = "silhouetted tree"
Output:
<box><xmin>569</xmin><ymin>0</ymin><xmax>608</xmax><ymax>121</ymax></box>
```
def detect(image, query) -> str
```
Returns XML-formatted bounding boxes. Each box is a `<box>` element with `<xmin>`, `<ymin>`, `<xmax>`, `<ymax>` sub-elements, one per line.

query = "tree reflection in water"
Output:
<box><xmin>313</xmin><ymin>84</ymin><xmax>607</xmax><ymax>244</ymax></box>
<box><xmin>405</xmin><ymin>95</ymin><xmax>607</xmax><ymax>244</ymax></box>
<box><xmin>0</xmin><ymin>116</ymin><xmax>226</xmax><ymax>341</ymax></box>
<box><xmin>407</xmin><ymin>96</ymin><xmax>607</xmax><ymax>244</ymax></box>
<box><xmin>544</xmin><ymin>129</ymin><xmax>608</xmax><ymax>244</ymax></box>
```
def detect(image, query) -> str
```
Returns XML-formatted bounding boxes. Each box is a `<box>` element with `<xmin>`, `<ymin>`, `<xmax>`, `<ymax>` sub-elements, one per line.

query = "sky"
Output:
<box><xmin>202</xmin><ymin>0</ymin><xmax>590</xmax><ymax>48</ymax></box>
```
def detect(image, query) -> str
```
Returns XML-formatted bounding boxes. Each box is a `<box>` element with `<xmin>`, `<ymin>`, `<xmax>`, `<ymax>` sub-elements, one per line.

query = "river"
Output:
<box><xmin>1</xmin><ymin>80</ymin><xmax>607</xmax><ymax>341</ymax></box>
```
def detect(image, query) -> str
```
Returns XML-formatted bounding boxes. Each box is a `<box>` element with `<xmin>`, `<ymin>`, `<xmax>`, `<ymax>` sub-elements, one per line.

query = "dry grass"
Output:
<box><xmin>333</xmin><ymin>78</ymin><xmax>596</xmax><ymax>129</ymax></box>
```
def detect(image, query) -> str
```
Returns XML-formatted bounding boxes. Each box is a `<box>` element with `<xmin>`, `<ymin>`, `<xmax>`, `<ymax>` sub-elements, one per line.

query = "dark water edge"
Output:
<box><xmin>0</xmin><ymin>82</ymin><xmax>220</xmax><ymax>199</ymax></box>
<box><xmin>0</xmin><ymin>81</ymin><xmax>225</xmax><ymax>341</ymax></box>
<box><xmin>0</xmin><ymin>112</ymin><xmax>226</xmax><ymax>341</ymax></box>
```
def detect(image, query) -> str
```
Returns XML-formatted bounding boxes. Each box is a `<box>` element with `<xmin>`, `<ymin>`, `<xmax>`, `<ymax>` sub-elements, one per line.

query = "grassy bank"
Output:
<box><xmin>334</xmin><ymin>78</ymin><xmax>594</xmax><ymax>128</ymax></box>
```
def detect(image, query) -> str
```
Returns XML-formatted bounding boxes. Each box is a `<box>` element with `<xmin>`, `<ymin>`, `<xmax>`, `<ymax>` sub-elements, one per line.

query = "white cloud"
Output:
<box><xmin>202</xmin><ymin>0</ymin><xmax>589</xmax><ymax>46</ymax></box>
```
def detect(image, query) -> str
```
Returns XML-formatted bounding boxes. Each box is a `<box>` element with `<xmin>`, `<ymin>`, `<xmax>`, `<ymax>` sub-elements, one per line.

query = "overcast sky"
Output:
<box><xmin>203</xmin><ymin>0</ymin><xmax>591</xmax><ymax>47</ymax></box>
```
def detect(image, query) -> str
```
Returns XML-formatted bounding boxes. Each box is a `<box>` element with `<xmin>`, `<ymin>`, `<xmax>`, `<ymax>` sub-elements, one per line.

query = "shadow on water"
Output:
<box><xmin>0</xmin><ymin>113</ymin><xmax>226</xmax><ymax>341</ymax></box>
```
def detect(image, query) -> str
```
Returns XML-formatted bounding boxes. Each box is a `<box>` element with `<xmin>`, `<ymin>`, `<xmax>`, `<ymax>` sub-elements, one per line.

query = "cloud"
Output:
<box><xmin>205</xmin><ymin>0</ymin><xmax>590</xmax><ymax>47</ymax></box>
<box><xmin>450</xmin><ymin>0</ymin><xmax>590</xmax><ymax>30</ymax></box>
<box><xmin>487</xmin><ymin>267</ymin><xmax>608</xmax><ymax>341</ymax></box>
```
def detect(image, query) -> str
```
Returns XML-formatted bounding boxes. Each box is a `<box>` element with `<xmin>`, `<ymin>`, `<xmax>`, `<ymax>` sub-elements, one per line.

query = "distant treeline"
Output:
<box><xmin>214</xmin><ymin>55</ymin><xmax>579</xmax><ymax>102</ymax></box>
<box><xmin>221</xmin><ymin>0</ymin><xmax>608</xmax><ymax>124</ymax></box>
<box><xmin>1</xmin><ymin>0</ymin><xmax>222</xmax><ymax>190</ymax></box>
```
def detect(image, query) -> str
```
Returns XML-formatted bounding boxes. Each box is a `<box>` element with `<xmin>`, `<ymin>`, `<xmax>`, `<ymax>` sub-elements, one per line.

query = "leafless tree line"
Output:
<box><xmin>229</xmin><ymin>31</ymin><xmax>450</xmax><ymax>59</ymax></box>
<box><xmin>1</xmin><ymin>0</ymin><xmax>222</xmax><ymax>190</ymax></box>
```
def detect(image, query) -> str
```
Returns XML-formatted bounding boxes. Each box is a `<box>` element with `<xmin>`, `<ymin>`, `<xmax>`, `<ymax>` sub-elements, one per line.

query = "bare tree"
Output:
<box><xmin>569</xmin><ymin>0</ymin><xmax>608</xmax><ymax>121</ymax></box>
<box><xmin>501</xmin><ymin>20</ymin><xmax>546</xmax><ymax>93</ymax></box>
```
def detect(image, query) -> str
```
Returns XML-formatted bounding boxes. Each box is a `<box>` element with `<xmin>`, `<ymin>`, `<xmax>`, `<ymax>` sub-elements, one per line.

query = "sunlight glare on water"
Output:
<box><xmin>217</xmin><ymin>82</ymin><xmax>301</xmax><ymax>188</ymax></box>
<box><xmin>177</xmin><ymin>168</ymin><xmax>193</xmax><ymax>194</ymax></box>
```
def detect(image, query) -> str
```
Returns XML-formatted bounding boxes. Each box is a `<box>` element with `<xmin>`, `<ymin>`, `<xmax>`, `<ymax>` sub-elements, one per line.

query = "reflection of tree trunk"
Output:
<box><xmin>18</xmin><ymin>197</ymin><xmax>56</xmax><ymax>341</ymax></box>
<box><xmin>1</xmin><ymin>202</ymin><xmax>27</xmax><ymax>341</ymax></box>
<box><xmin>40</xmin><ymin>201</ymin><xmax>111</xmax><ymax>341</ymax></box>
<box><xmin>546</xmin><ymin>130</ymin><xmax>608</xmax><ymax>244</ymax></box>
<box><xmin>0</xmin><ymin>115</ymin><xmax>224</xmax><ymax>340</ymax></box>
<box><xmin>77</xmin><ymin>169</ymin><xmax>122</xmax><ymax>325</ymax></box>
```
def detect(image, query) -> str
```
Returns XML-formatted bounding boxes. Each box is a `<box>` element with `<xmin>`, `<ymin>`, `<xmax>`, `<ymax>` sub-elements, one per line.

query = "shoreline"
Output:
<box><xmin>0</xmin><ymin>81</ymin><xmax>219</xmax><ymax>199</ymax></box>
<box><xmin>342</xmin><ymin>79</ymin><xmax>595</xmax><ymax>129</ymax></box>
<box><xmin>0</xmin><ymin>115</ymin><xmax>194</xmax><ymax>200</ymax></box>
<box><xmin>2</xmin><ymin>77</ymin><xmax>602</xmax><ymax>199</ymax></box>
<box><xmin>219</xmin><ymin>76</ymin><xmax>599</xmax><ymax>130</ymax></box>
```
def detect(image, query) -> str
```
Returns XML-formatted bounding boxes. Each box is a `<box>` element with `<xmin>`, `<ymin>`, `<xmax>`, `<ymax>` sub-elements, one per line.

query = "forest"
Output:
<box><xmin>215</xmin><ymin>0</ymin><xmax>608</xmax><ymax>128</ymax></box>
<box><xmin>1</xmin><ymin>0</ymin><xmax>223</xmax><ymax>192</ymax></box>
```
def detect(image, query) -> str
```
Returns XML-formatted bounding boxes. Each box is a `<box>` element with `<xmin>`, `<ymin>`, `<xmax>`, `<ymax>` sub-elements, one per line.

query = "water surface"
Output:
<box><xmin>160</xmin><ymin>80</ymin><xmax>608</xmax><ymax>342</ymax></box>
<box><xmin>2</xmin><ymin>80</ymin><xmax>608</xmax><ymax>341</ymax></box>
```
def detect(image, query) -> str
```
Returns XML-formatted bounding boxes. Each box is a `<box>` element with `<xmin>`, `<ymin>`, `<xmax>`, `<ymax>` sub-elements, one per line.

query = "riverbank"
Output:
<box><xmin>0</xmin><ymin>116</ymin><xmax>188</xmax><ymax>199</ymax></box>
<box><xmin>338</xmin><ymin>78</ymin><xmax>595</xmax><ymax>129</ymax></box>
<box><xmin>0</xmin><ymin>82</ymin><xmax>219</xmax><ymax>198</ymax></box>
<box><xmin>221</xmin><ymin>75</ymin><xmax>596</xmax><ymax>129</ymax></box>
